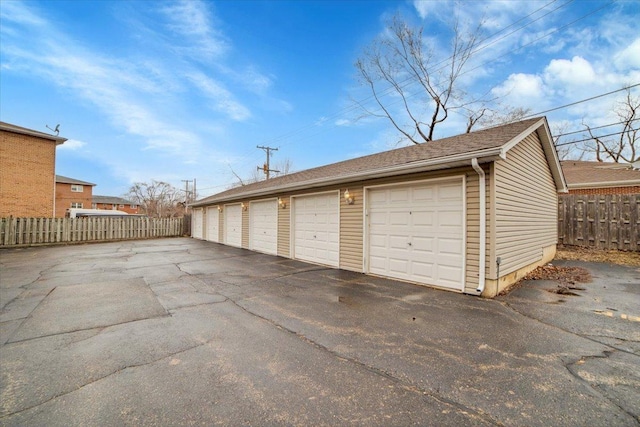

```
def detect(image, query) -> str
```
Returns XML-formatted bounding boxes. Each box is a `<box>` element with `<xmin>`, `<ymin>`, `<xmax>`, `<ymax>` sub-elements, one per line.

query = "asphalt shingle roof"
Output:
<box><xmin>194</xmin><ymin>117</ymin><xmax>545</xmax><ymax>205</ymax></box>
<box><xmin>560</xmin><ymin>161</ymin><xmax>640</xmax><ymax>187</ymax></box>
<box><xmin>93</xmin><ymin>195</ymin><xmax>135</xmax><ymax>205</ymax></box>
<box><xmin>55</xmin><ymin>175</ymin><xmax>96</xmax><ymax>186</ymax></box>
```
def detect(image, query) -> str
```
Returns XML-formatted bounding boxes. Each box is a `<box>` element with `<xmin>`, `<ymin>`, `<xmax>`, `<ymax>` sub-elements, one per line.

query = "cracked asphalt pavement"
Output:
<box><xmin>1</xmin><ymin>238</ymin><xmax>638</xmax><ymax>426</ymax></box>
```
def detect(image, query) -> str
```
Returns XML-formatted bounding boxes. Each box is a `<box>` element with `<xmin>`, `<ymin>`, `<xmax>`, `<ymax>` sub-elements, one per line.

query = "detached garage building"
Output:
<box><xmin>191</xmin><ymin>117</ymin><xmax>567</xmax><ymax>297</ymax></box>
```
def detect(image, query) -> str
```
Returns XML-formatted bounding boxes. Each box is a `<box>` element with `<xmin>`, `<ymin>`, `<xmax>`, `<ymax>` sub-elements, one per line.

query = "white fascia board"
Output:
<box><xmin>193</xmin><ymin>149</ymin><xmax>503</xmax><ymax>206</ymax></box>
<box><xmin>568</xmin><ymin>180</ymin><xmax>640</xmax><ymax>189</ymax></box>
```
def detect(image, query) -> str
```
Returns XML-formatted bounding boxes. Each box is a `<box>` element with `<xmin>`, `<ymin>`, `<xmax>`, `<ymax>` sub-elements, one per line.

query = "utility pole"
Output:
<box><xmin>257</xmin><ymin>145</ymin><xmax>279</xmax><ymax>179</ymax></box>
<box><xmin>181</xmin><ymin>179</ymin><xmax>193</xmax><ymax>212</ymax></box>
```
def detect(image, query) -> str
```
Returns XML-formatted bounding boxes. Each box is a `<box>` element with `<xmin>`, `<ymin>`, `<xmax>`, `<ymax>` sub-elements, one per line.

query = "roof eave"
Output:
<box><xmin>191</xmin><ymin>149</ymin><xmax>503</xmax><ymax>207</ymax></box>
<box><xmin>568</xmin><ymin>180</ymin><xmax>640</xmax><ymax>189</ymax></box>
<box><xmin>0</xmin><ymin>124</ymin><xmax>67</xmax><ymax>144</ymax></box>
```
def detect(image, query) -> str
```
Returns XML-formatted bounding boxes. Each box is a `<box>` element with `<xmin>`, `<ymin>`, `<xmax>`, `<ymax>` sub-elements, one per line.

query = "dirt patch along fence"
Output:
<box><xmin>0</xmin><ymin>216</ymin><xmax>184</xmax><ymax>247</ymax></box>
<box><xmin>558</xmin><ymin>194</ymin><xmax>639</xmax><ymax>251</ymax></box>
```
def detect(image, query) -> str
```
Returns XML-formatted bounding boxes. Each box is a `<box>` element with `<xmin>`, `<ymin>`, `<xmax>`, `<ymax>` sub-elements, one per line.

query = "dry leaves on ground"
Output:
<box><xmin>516</xmin><ymin>264</ymin><xmax>592</xmax><ymax>297</ymax></box>
<box><xmin>555</xmin><ymin>245</ymin><xmax>640</xmax><ymax>267</ymax></box>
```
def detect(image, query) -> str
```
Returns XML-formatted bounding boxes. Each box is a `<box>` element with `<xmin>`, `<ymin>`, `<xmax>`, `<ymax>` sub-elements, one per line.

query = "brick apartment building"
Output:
<box><xmin>561</xmin><ymin>161</ymin><xmax>640</xmax><ymax>194</ymax></box>
<box><xmin>1</xmin><ymin>121</ymin><xmax>67</xmax><ymax>217</ymax></box>
<box><xmin>92</xmin><ymin>195</ymin><xmax>140</xmax><ymax>214</ymax></box>
<box><xmin>54</xmin><ymin>175</ymin><xmax>96</xmax><ymax>217</ymax></box>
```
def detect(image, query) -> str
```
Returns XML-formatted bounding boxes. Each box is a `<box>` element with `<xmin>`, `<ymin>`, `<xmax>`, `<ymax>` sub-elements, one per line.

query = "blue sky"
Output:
<box><xmin>1</xmin><ymin>0</ymin><xmax>638</xmax><ymax>198</ymax></box>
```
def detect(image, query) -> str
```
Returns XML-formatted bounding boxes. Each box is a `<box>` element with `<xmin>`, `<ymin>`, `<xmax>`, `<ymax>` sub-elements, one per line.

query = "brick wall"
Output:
<box><xmin>1</xmin><ymin>130</ymin><xmax>56</xmax><ymax>217</ymax></box>
<box><xmin>55</xmin><ymin>183</ymin><xmax>94</xmax><ymax>217</ymax></box>
<box><xmin>568</xmin><ymin>186</ymin><xmax>640</xmax><ymax>195</ymax></box>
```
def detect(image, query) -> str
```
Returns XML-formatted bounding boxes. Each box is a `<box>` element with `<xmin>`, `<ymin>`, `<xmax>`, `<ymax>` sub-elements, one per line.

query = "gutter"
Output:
<box><xmin>568</xmin><ymin>180</ymin><xmax>640</xmax><ymax>190</ymax></box>
<box><xmin>471</xmin><ymin>158</ymin><xmax>486</xmax><ymax>295</ymax></box>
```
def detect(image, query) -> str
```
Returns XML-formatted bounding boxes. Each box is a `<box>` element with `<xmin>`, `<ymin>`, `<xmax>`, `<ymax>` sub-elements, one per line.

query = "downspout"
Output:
<box><xmin>471</xmin><ymin>158</ymin><xmax>486</xmax><ymax>295</ymax></box>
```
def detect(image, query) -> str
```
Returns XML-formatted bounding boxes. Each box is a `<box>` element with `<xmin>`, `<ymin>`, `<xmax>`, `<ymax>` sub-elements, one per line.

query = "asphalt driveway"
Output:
<box><xmin>1</xmin><ymin>238</ymin><xmax>638</xmax><ymax>426</ymax></box>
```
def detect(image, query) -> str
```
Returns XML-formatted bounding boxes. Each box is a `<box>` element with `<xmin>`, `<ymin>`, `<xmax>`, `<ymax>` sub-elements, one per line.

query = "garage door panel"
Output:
<box><xmin>293</xmin><ymin>193</ymin><xmax>339</xmax><ymax>267</ymax></box>
<box><xmin>412</xmin><ymin>187</ymin><xmax>434</xmax><ymax>201</ymax></box>
<box><xmin>249</xmin><ymin>200</ymin><xmax>277</xmax><ymax>255</ymax></box>
<box><xmin>225</xmin><ymin>204</ymin><xmax>242</xmax><ymax>247</ymax></box>
<box><xmin>389</xmin><ymin>235</ymin><xmax>406</xmax><ymax>250</ymax></box>
<box><xmin>439</xmin><ymin>238</ymin><xmax>463</xmax><ymax>255</ymax></box>
<box><xmin>438</xmin><ymin>265</ymin><xmax>463</xmax><ymax>283</ymax></box>
<box><xmin>388</xmin><ymin>258</ymin><xmax>409</xmax><ymax>275</ymax></box>
<box><xmin>439</xmin><ymin>183</ymin><xmax>462</xmax><ymax>199</ymax></box>
<box><xmin>439</xmin><ymin>210</ymin><xmax>463</xmax><ymax>226</ymax></box>
<box><xmin>390</xmin><ymin>188</ymin><xmax>410</xmax><ymax>202</ymax></box>
<box><xmin>412</xmin><ymin>211</ymin><xmax>434</xmax><ymax>226</ymax></box>
<box><xmin>412</xmin><ymin>262</ymin><xmax>434</xmax><ymax>278</ymax></box>
<box><xmin>368</xmin><ymin>179</ymin><xmax>464</xmax><ymax>291</ymax></box>
<box><xmin>192</xmin><ymin>209</ymin><xmax>204</xmax><ymax>239</ymax></box>
<box><xmin>206</xmin><ymin>207</ymin><xmax>219</xmax><ymax>242</ymax></box>
<box><xmin>412</xmin><ymin>236</ymin><xmax>434</xmax><ymax>252</ymax></box>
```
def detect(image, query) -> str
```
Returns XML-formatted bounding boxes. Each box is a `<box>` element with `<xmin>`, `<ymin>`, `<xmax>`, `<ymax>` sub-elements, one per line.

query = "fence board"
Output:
<box><xmin>558</xmin><ymin>194</ymin><xmax>639</xmax><ymax>251</ymax></box>
<box><xmin>0</xmin><ymin>217</ymin><xmax>184</xmax><ymax>247</ymax></box>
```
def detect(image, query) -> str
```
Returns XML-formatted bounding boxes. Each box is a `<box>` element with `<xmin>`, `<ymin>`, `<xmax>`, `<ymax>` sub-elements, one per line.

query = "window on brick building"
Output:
<box><xmin>71</xmin><ymin>184</ymin><xmax>84</xmax><ymax>192</ymax></box>
<box><xmin>71</xmin><ymin>202</ymin><xmax>83</xmax><ymax>208</ymax></box>
<box><xmin>119</xmin><ymin>204</ymin><xmax>125</xmax><ymax>208</ymax></box>
<box><xmin>131</xmin><ymin>204</ymin><xmax>138</xmax><ymax>209</ymax></box>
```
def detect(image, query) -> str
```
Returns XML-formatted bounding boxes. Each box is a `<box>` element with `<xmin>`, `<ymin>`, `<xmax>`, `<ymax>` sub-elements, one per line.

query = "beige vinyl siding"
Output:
<box><xmin>277</xmin><ymin>196</ymin><xmax>290</xmax><ymax>257</ymax></box>
<box><xmin>202</xmin><ymin>208</ymin><xmax>207</xmax><ymax>240</ymax></box>
<box><xmin>199</xmin><ymin>166</ymin><xmax>483</xmax><ymax>293</ymax></box>
<box><xmin>241</xmin><ymin>202</ymin><xmax>249</xmax><ymax>249</ymax></box>
<box><xmin>494</xmin><ymin>132</ymin><xmax>557</xmax><ymax>276</ymax></box>
<box><xmin>218</xmin><ymin>206</ymin><xmax>224</xmax><ymax>243</ymax></box>
<box><xmin>218</xmin><ymin>206</ymin><xmax>224</xmax><ymax>242</ymax></box>
<box><xmin>340</xmin><ymin>186</ymin><xmax>364</xmax><ymax>272</ymax></box>
<box><xmin>335</xmin><ymin>167</ymin><xmax>481</xmax><ymax>291</ymax></box>
<box><xmin>463</xmin><ymin>169</ymin><xmax>482</xmax><ymax>294</ymax></box>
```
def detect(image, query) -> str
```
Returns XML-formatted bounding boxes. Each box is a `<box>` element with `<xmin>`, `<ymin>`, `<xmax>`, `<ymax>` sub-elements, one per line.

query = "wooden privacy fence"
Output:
<box><xmin>558</xmin><ymin>194</ymin><xmax>639</xmax><ymax>251</ymax></box>
<box><xmin>0</xmin><ymin>216</ymin><xmax>184</xmax><ymax>247</ymax></box>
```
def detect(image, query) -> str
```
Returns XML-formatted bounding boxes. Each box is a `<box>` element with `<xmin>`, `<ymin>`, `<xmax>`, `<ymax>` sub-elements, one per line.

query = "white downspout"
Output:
<box><xmin>471</xmin><ymin>158</ymin><xmax>486</xmax><ymax>294</ymax></box>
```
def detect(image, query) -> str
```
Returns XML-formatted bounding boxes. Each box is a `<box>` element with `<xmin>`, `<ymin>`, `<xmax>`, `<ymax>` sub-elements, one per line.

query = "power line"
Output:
<box><xmin>459</xmin><ymin>0</ymin><xmax>613</xmax><ymax>79</ymax></box>
<box><xmin>555</xmin><ymin>130</ymin><xmax>631</xmax><ymax>147</ymax></box>
<box><xmin>239</xmin><ymin>0</ymin><xmax>568</xmax><ymax>152</ymax></box>
<box><xmin>520</xmin><ymin>83</ymin><xmax>640</xmax><ymax>120</ymax></box>
<box><xmin>554</xmin><ymin>118</ymin><xmax>640</xmax><ymax>138</ymax></box>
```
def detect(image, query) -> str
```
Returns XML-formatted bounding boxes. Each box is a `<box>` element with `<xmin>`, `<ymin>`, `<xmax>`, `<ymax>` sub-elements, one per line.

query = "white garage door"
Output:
<box><xmin>293</xmin><ymin>192</ymin><xmax>339</xmax><ymax>267</ymax></box>
<box><xmin>249</xmin><ymin>199</ymin><xmax>278</xmax><ymax>255</ymax></box>
<box><xmin>206</xmin><ymin>207</ymin><xmax>219</xmax><ymax>243</ymax></box>
<box><xmin>192</xmin><ymin>208</ymin><xmax>204</xmax><ymax>239</ymax></box>
<box><xmin>367</xmin><ymin>179</ymin><xmax>464</xmax><ymax>291</ymax></box>
<box><xmin>224</xmin><ymin>204</ymin><xmax>242</xmax><ymax>247</ymax></box>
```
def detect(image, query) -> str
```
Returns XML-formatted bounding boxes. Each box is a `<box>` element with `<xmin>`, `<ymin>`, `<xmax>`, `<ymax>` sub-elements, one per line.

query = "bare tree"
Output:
<box><xmin>126</xmin><ymin>180</ymin><xmax>184</xmax><ymax>218</ymax></box>
<box><xmin>229</xmin><ymin>158</ymin><xmax>295</xmax><ymax>188</ymax></box>
<box><xmin>272</xmin><ymin>158</ymin><xmax>294</xmax><ymax>177</ymax></box>
<box><xmin>551</xmin><ymin>122</ymin><xmax>574</xmax><ymax>161</ymax></box>
<box><xmin>582</xmin><ymin>89</ymin><xmax>638</xmax><ymax>163</ymax></box>
<box><xmin>355</xmin><ymin>15</ymin><xmax>491</xmax><ymax>144</ymax></box>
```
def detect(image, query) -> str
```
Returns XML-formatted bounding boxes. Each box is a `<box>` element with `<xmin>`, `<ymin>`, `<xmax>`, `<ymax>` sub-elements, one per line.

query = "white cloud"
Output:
<box><xmin>543</xmin><ymin>56</ymin><xmax>596</xmax><ymax>86</ymax></box>
<box><xmin>613</xmin><ymin>38</ymin><xmax>640</xmax><ymax>70</ymax></box>
<box><xmin>187</xmin><ymin>72</ymin><xmax>251</xmax><ymax>121</ymax></box>
<box><xmin>160</xmin><ymin>0</ymin><xmax>228</xmax><ymax>60</ymax></box>
<box><xmin>58</xmin><ymin>139</ymin><xmax>87</xmax><ymax>150</ymax></box>
<box><xmin>240</xmin><ymin>67</ymin><xmax>273</xmax><ymax>94</ymax></box>
<box><xmin>335</xmin><ymin>119</ymin><xmax>351</xmax><ymax>127</ymax></box>
<box><xmin>492</xmin><ymin>73</ymin><xmax>545</xmax><ymax>99</ymax></box>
